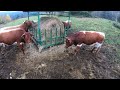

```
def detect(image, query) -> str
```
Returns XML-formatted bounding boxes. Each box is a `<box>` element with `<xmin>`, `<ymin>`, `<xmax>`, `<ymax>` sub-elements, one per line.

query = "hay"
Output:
<box><xmin>36</xmin><ymin>17</ymin><xmax>64</xmax><ymax>40</ymax></box>
<box><xmin>29</xmin><ymin>16</ymin><xmax>65</xmax><ymax>49</ymax></box>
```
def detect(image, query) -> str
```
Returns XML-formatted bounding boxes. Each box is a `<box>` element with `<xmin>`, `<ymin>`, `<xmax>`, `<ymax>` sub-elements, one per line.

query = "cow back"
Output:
<box><xmin>82</xmin><ymin>31</ymin><xmax>105</xmax><ymax>44</ymax></box>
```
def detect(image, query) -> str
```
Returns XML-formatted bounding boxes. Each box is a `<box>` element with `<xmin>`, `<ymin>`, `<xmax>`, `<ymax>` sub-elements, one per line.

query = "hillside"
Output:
<box><xmin>0</xmin><ymin>17</ymin><xmax>120</xmax><ymax>79</ymax></box>
<box><xmin>4</xmin><ymin>16</ymin><xmax>120</xmax><ymax>44</ymax></box>
<box><xmin>0</xmin><ymin>11</ymin><xmax>41</xmax><ymax>20</ymax></box>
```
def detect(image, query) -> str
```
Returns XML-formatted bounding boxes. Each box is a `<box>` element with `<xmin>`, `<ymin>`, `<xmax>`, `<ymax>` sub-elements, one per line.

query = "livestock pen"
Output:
<box><xmin>26</xmin><ymin>11</ymin><xmax>72</xmax><ymax>50</ymax></box>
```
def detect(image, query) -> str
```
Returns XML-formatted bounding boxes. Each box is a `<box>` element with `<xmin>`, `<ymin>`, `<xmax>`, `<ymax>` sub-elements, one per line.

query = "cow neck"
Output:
<box><xmin>20</xmin><ymin>23</ymin><xmax>28</xmax><ymax>32</ymax></box>
<box><xmin>74</xmin><ymin>33</ymin><xmax>80</xmax><ymax>45</ymax></box>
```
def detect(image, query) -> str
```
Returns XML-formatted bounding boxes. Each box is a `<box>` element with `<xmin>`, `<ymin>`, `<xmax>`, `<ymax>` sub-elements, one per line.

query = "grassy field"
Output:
<box><xmin>4</xmin><ymin>15</ymin><xmax>120</xmax><ymax>45</ymax></box>
<box><xmin>3</xmin><ymin>15</ymin><xmax>120</xmax><ymax>58</ymax></box>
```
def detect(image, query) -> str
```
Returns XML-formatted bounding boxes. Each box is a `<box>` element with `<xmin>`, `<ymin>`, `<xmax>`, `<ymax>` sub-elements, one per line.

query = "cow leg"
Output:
<box><xmin>1</xmin><ymin>46</ymin><xmax>4</xmax><ymax>55</ymax></box>
<box><xmin>95</xmin><ymin>46</ymin><xmax>101</xmax><ymax>54</ymax></box>
<box><xmin>17</xmin><ymin>42</ymin><xmax>25</xmax><ymax>54</ymax></box>
<box><xmin>91</xmin><ymin>47</ymin><xmax>96</xmax><ymax>53</ymax></box>
<box><xmin>21</xmin><ymin>43</ymin><xmax>25</xmax><ymax>54</ymax></box>
<box><xmin>2</xmin><ymin>43</ymin><xmax>6</xmax><ymax>48</ymax></box>
<box><xmin>74</xmin><ymin>44</ymin><xmax>82</xmax><ymax>54</ymax></box>
<box><xmin>92</xmin><ymin>42</ymin><xmax>102</xmax><ymax>54</ymax></box>
<box><xmin>0</xmin><ymin>43</ymin><xmax>7</xmax><ymax>55</ymax></box>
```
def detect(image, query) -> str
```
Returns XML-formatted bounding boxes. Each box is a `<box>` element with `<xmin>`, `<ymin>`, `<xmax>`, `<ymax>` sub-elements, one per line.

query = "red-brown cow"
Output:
<box><xmin>0</xmin><ymin>20</ymin><xmax>37</xmax><ymax>47</ymax></box>
<box><xmin>0</xmin><ymin>28</ymin><xmax>33</xmax><ymax>54</ymax></box>
<box><xmin>65</xmin><ymin>31</ymin><xmax>105</xmax><ymax>54</ymax></box>
<box><xmin>62</xmin><ymin>20</ymin><xmax>72</xmax><ymax>29</ymax></box>
<box><xmin>0</xmin><ymin>20</ymin><xmax>37</xmax><ymax>32</ymax></box>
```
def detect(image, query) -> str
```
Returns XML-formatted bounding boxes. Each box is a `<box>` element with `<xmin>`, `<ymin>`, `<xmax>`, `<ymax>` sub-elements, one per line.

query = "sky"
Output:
<box><xmin>0</xmin><ymin>11</ymin><xmax>20</xmax><ymax>12</ymax></box>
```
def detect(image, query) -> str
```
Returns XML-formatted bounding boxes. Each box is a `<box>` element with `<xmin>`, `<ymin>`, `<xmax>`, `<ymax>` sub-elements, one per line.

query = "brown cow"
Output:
<box><xmin>62</xmin><ymin>20</ymin><xmax>72</xmax><ymax>29</ymax></box>
<box><xmin>0</xmin><ymin>20</ymin><xmax>37</xmax><ymax>32</ymax></box>
<box><xmin>0</xmin><ymin>28</ymin><xmax>33</xmax><ymax>54</ymax></box>
<box><xmin>0</xmin><ymin>20</ymin><xmax>37</xmax><ymax>47</ymax></box>
<box><xmin>65</xmin><ymin>31</ymin><xmax>105</xmax><ymax>54</ymax></box>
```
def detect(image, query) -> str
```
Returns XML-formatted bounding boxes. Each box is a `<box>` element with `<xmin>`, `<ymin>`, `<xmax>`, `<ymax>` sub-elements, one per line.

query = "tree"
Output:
<box><xmin>0</xmin><ymin>16</ymin><xmax>4</xmax><ymax>24</ymax></box>
<box><xmin>5</xmin><ymin>14</ymin><xmax>12</xmax><ymax>22</ymax></box>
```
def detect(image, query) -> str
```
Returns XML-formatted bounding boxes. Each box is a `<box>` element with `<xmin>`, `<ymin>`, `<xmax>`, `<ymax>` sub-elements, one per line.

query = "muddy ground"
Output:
<box><xmin>0</xmin><ymin>43</ymin><xmax>120</xmax><ymax>79</ymax></box>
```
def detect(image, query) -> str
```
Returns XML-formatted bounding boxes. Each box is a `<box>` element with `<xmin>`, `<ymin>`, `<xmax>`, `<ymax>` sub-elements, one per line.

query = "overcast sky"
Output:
<box><xmin>0</xmin><ymin>11</ymin><xmax>19</xmax><ymax>12</ymax></box>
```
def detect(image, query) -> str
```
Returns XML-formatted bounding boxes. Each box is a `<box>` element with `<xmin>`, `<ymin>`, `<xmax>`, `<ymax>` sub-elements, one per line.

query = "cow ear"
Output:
<box><xmin>24</xmin><ymin>20</ymin><xmax>29</xmax><ymax>25</ymax></box>
<box><xmin>24</xmin><ymin>21</ymin><xmax>27</xmax><ymax>25</ymax></box>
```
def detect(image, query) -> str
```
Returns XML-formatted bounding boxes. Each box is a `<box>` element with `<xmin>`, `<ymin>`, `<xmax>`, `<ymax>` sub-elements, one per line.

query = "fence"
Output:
<box><xmin>27</xmin><ymin>11</ymin><xmax>71</xmax><ymax>49</ymax></box>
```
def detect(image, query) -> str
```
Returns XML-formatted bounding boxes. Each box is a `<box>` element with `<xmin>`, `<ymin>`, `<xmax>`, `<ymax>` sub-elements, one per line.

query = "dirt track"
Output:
<box><xmin>0</xmin><ymin>43</ymin><xmax>120</xmax><ymax>79</ymax></box>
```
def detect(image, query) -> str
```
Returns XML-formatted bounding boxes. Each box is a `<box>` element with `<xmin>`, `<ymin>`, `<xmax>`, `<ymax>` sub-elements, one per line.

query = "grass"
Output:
<box><xmin>4</xmin><ymin>15</ymin><xmax>120</xmax><ymax>45</ymax></box>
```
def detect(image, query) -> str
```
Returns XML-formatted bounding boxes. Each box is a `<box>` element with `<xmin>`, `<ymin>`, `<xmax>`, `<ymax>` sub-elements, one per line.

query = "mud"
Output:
<box><xmin>0</xmin><ymin>43</ymin><xmax>120</xmax><ymax>79</ymax></box>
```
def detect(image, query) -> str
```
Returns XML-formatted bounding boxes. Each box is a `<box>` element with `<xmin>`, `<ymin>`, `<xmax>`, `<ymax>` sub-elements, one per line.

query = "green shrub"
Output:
<box><xmin>70</xmin><ymin>11</ymin><xmax>92</xmax><ymax>17</ymax></box>
<box><xmin>0</xmin><ymin>16</ymin><xmax>5</xmax><ymax>24</ymax></box>
<box><xmin>0</xmin><ymin>15</ymin><xmax>12</xmax><ymax>24</ymax></box>
<box><xmin>5</xmin><ymin>14</ymin><xmax>12</xmax><ymax>22</ymax></box>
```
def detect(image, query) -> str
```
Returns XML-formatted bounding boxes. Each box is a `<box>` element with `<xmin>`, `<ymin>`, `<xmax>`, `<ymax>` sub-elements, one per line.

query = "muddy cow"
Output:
<box><xmin>0</xmin><ymin>28</ymin><xmax>33</xmax><ymax>54</ymax></box>
<box><xmin>62</xmin><ymin>20</ymin><xmax>72</xmax><ymax>29</ymax></box>
<box><xmin>65</xmin><ymin>31</ymin><xmax>105</xmax><ymax>54</ymax></box>
<box><xmin>0</xmin><ymin>20</ymin><xmax>37</xmax><ymax>32</ymax></box>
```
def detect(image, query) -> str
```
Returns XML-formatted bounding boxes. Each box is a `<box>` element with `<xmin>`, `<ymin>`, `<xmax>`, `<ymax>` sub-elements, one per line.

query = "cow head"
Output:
<box><xmin>62</xmin><ymin>20</ymin><xmax>72</xmax><ymax>29</ymax></box>
<box><xmin>65</xmin><ymin>37</ymin><xmax>73</xmax><ymax>48</ymax></box>
<box><xmin>21</xmin><ymin>32</ymin><xmax>33</xmax><ymax>43</ymax></box>
<box><xmin>23</xmin><ymin>20</ymin><xmax>38</xmax><ymax>29</ymax></box>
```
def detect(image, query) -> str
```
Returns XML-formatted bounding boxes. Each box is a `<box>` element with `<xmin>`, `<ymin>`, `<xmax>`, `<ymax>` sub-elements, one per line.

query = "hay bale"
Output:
<box><xmin>40</xmin><ymin>17</ymin><xmax>64</xmax><ymax>40</ymax></box>
<box><xmin>30</xmin><ymin>17</ymin><xmax>65</xmax><ymax>47</ymax></box>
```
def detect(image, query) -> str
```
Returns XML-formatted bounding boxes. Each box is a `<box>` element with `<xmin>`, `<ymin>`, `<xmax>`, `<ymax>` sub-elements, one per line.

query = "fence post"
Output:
<box><xmin>60</xmin><ymin>27</ymin><xmax>61</xmax><ymax>37</ymax></box>
<box><xmin>68</xmin><ymin>11</ymin><xmax>70</xmax><ymax>21</ymax></box>
<box><xmin>50</xmin><ymin>29</ymin><xmax>52</xmax><ymax>45</ymax></box>
<box><xmin>35</xmin><ymin>27</ymin><xmax>37</xmax><ymax>39</ymax></box>
<box><xmin>55</xmin><ymin>28</ymin><xmax>58</xmax><ymax>44</ymax></box>
<box><xmin>38</xmin><ymin>12</ymin><xmax>42</xmax><ymax>45</ymax></box>
<box><xmin>28</xmin><ymin>12</ymin><xmax>29</xmax><ymax>20</ymax></box>
<box><xmin>45</xmin><ymin>29</ymin><xmax>47</xmax><ymax>45</ymax></box>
